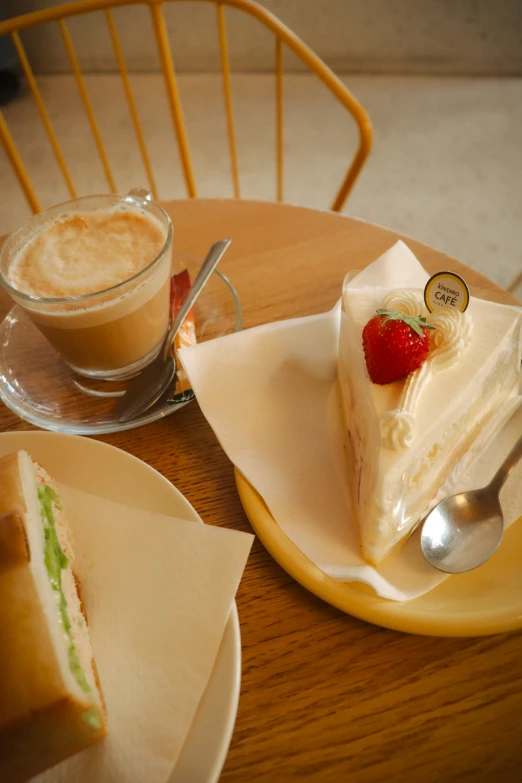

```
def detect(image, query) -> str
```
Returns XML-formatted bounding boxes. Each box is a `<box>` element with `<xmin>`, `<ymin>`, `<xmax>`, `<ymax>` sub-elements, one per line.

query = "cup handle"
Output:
<box><xmin>127</xmin><ymin>188</ymin><xmax>152</xmax><ymax>201</ymax></box>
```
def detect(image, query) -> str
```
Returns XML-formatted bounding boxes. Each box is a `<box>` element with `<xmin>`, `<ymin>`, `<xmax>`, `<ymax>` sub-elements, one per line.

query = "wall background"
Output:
<box><xmin>3</xmin><ymin>0</ymin><xmax>522</xmax><ymax>76</ymax></box>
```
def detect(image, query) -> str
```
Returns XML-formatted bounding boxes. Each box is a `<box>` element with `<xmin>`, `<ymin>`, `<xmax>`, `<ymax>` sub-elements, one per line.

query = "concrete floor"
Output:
<box><xmin>1</xmin><ymin>73</ymin><xmax>521</xmax><ymax>294</ymax></box>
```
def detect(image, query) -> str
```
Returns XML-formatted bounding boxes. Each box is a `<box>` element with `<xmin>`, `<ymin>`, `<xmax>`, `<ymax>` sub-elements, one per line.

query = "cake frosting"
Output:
<box><xmin>338</xmin><ymin>247</ymin><xmax>522</xmax><ymax>566</ymax></box>
<box><xmin>379</xmin><ymin>290</ymin><xmax>473</xmax><ymax>450</ymax></box>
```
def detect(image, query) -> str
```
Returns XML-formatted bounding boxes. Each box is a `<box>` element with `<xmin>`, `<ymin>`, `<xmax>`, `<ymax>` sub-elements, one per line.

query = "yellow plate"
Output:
<box><xmin>235</xmin><ymin>469</ymin><xmax>522</xmax><ymax>637</ymax></box>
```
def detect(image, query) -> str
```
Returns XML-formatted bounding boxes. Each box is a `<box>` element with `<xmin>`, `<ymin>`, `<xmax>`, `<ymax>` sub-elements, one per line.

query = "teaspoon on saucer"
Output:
<box><xmin>420</xmin><ymin>434</ymin><xmax>522</xmax><ymax>573</ymax></box>
<box><xmin>117</xmin><ymin>238</ymin><xmax>231</xmax><ymax>422</ymax></box>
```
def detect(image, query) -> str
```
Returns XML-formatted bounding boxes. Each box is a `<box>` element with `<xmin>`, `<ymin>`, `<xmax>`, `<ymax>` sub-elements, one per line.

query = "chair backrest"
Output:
<box><xmin>0</xmin><ymin>0</ymin><xmax>373</xmax><ymax>214</ymax></box>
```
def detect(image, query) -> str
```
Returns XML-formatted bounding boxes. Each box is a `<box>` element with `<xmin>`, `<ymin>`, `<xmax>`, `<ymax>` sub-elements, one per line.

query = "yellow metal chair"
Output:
<box><xmin>0</xmin><ymin>0</ymin><xmax>372</xmax><ymax>215</ymax></box>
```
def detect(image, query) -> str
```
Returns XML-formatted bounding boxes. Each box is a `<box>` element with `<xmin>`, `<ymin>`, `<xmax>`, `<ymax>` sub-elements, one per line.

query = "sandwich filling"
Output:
<box><xmin>38</xmin><ymin>484</ymin><xmax>92</xmax><ymax>697</ymax></box>
<box><xmin>27</xmin><ymin>459</ymin><xmax>103</xmax><ymax>728</ymax></box>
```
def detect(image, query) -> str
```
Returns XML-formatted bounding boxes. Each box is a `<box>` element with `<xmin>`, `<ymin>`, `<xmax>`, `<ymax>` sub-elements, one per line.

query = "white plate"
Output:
<box><xmin>0</xmin><ymin>431</ymin><xmax>240</xmax><ymax>783</ymax></box>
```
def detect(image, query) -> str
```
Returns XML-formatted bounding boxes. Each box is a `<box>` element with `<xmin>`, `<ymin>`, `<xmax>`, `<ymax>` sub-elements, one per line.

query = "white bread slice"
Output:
<box><xmin>0</xmin><ymin>450</ymin><xmax>107</xmax><ymax>782</ymax></box>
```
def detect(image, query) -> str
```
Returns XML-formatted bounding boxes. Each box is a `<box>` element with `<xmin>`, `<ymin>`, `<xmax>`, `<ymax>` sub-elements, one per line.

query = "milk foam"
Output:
<box><xmin>9</xmin><ymin>205</ymin><xmax>167</xmax><ymax>298</ymax></box>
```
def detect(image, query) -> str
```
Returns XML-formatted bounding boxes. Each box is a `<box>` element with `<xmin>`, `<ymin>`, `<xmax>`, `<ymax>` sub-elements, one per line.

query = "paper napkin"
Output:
<box><xmin>35</xmin><ymin>487</ymin><xmax>253</xmax><ymax>783</ymax></box>
<box><xmin>179</xmin><ymin>241</ymin><xmax>522</xmax><ymax>602</ymax></box>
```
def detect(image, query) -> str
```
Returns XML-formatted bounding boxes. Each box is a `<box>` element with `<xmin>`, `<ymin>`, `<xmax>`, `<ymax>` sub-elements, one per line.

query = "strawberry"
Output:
<box><xmin>362</xmin><ymin>308</ymin><xmax>434</xmax><ymax>385</ymax></box>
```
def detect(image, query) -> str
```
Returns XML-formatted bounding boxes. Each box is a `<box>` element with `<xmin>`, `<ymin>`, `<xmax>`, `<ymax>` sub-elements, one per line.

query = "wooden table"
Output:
<box><xmin>1</xmin><ymin>199</ymin><xmax>521</xmax><ymax>782</ymax></box>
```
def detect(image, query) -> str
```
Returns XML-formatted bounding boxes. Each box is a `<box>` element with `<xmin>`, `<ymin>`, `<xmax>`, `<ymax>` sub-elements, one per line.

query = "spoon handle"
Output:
<box><xmin>162</xmin><ymin>238</ymin><xmax>231</xmax><ymax>360</ymax></box>
<box><xmin>489</xmin><ymin>435</ymin><xmax>522</xmax><ymax>494</ymax></box>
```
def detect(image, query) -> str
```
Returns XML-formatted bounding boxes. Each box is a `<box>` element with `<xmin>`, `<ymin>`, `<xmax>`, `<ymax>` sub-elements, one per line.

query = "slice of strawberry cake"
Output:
<box><xmin>338</xmin><ymin>253</ymin><xmax>522</xmax><ymax>566</ymax></box>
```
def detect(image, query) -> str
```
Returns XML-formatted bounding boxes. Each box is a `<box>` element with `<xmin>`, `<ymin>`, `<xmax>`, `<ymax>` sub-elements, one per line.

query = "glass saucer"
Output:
<box><xmin>0</xmin><ymin>255</ymin><xmax>242</xmax><ymax>435</ymax></box>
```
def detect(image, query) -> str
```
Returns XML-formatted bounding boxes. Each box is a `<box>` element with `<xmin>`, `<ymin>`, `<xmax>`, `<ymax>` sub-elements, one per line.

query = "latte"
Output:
<box><xmin>3</xmin><ymin>199</ymin><xmax>172</xmax><ymax>379</ymax></box>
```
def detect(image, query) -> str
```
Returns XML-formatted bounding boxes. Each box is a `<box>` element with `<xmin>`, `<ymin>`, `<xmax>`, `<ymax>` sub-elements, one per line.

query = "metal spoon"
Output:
<box><xmin>117</xmin><ymin>238</ymin><xmax>231</xmax><ymax>422</ymax></box>
<box><xmin>420</xmin><ymin>434</ymin><xmax>522</xmax><ymax>573</ymax></box>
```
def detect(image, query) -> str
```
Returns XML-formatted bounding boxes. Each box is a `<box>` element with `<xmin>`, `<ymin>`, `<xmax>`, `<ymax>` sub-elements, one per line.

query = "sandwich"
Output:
<box><xmin>0</xmin><ymin>450</ymin><xmax>107</xmax><ymax>782</ymax></box>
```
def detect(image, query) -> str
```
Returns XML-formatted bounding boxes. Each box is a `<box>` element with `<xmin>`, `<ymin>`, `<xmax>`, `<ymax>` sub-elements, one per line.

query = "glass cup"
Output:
<box><xmin>0</xmin><ymin>193</ymin><xmax>173</xmax><ymax>380</ymax></box>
